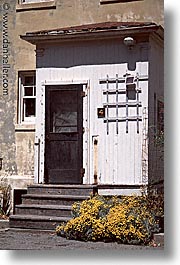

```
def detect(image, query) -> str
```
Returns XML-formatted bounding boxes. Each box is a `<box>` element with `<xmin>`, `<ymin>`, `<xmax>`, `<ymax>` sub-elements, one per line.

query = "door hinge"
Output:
<box><xmin>81</xmin><ymin>91</ymin><xmax>86</xmax><ymax>97</ymax></box>
<box><xmin>81</xmin><ymin>168</ymin><xmax>85</xmax><ymax>177</ymax></box>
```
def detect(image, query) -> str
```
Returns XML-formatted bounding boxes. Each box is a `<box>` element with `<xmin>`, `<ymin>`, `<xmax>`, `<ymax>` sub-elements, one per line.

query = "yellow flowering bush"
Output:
<box><xmin>56</xmin><ymin>194</ymin><xmax>163</xmax><ymax>245</ymax></box>
<box><xmin>104</xmin><ymin>195</ymin><xmax>162</xmax><ymax>245</ymax></box>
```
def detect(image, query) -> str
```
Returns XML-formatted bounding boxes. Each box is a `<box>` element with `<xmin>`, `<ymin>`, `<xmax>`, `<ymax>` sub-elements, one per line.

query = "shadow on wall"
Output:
<box><xmin>37</xmin><ymin>39</ymin><xmax>148</xmax><ymax>70</ymax></box>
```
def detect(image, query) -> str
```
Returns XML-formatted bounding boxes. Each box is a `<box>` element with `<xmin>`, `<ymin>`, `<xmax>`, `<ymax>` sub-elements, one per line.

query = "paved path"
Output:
<box><xmin>0</xmin><ymin>228</ymin><xmax>163</xmax><ymax>250</ymax></box>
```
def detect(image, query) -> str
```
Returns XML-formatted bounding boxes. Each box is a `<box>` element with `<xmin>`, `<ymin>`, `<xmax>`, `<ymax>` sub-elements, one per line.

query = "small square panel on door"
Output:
<box><xmin>45</xmin><ymin>85</ymin><xmax>83</xmax><ymax>184</ymax></box>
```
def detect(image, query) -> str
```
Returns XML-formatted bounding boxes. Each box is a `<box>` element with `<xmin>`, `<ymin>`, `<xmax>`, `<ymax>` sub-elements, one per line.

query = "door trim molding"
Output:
<box><xmin>34</xmin><ymin>80</ymin><xmax>89</xmax><ymax>184</ymax></box>
<box><xmin>41</xmin><ymin>80</ymin><xmax>88</xmax><ymax>86</ymax></box>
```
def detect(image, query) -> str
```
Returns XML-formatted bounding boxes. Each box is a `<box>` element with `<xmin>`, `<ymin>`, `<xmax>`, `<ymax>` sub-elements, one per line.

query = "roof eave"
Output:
<box><xmin>20</xmin><ymin>25</ymin><xmax>163</xmax><ymax>45</ymax></box>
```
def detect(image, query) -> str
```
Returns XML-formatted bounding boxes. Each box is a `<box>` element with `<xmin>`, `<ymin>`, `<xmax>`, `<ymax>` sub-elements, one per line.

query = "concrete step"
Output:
<box><xmin>15</xmin><ymin>204</ymin><xmax>72</xmax><ymax>217</ymax></box>
<box><xmin>27</xmin><ymin>184</ymin><xmax>97</xmax><ymax>196</ymax></box>
<box><xmin>9</xmin><ymin>214</ymin><xmax>70</xmax><ymax>230</ymax></box>
<box><xmin>153</xmin><ymin>233</ymin><xmax>164</xmax><ymax>247</ymax></box>
<box><xmin>10</xmin><ymin>185</ymin><xmax>94</xmax><ymax>230</ymax></box>
<box><xmin>22</xmin><ymin>194</ymin><xmax>90</xmax><ymax>206</ymax></box>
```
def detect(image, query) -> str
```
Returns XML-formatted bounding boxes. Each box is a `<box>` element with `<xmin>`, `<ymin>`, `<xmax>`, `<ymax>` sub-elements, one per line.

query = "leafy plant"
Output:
<box><xmin>0</xmin><ymin>184</ymin><xmax>11</xmax><ymax>219</ymax></box>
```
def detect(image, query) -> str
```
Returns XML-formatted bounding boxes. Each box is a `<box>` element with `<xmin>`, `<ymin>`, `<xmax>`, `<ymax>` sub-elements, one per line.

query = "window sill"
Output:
<box><xmin>16</xmin><ymin>1</ymin><xmax>56</xmax><ymax>12</ymax></box>
<box><xmin>15</xmin><ymin>124</ymin><xmax>35</xmax><ymax>132</ymax></box>
<box><xmin>100</xmin><ymin>0</ymin><xmax>142</xmax><ymax>4</ymax></box>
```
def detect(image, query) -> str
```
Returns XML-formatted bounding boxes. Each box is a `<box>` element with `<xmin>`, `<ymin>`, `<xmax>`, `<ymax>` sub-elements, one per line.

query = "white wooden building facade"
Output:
<box><xmin>22</xmin><ymin>22</ymin><xmax>164</xmax><ymax>194</ymax></box>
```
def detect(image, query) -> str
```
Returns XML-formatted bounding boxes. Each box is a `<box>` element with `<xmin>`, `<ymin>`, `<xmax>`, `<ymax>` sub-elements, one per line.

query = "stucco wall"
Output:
<box><xmin>0</xmin><ymin>1</ymin><xmax>17</xmax><ymax>178</ymax></box>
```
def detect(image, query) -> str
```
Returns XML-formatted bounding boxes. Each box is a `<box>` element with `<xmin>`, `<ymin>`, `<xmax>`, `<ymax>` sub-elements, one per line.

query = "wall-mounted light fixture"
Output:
<box><xmin>123</xmin><ymin>36</ymin><xmax>136</xmax><ymax>50</ymax></box>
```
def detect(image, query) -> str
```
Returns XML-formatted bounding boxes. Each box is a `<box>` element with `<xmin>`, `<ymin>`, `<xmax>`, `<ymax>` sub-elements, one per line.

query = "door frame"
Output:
<box><xmin>44</xmin><ymin>84</ymin><xmax>83</xmax><ymax>184</ymax></box>
<box><xmin>34</xmin><ymin>80</ymin><xmax>89</xmax><ymax>184</ymax></box>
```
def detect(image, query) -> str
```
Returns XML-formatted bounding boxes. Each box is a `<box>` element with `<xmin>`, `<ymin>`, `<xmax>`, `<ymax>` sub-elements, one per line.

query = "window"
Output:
<box><xmin>18</xmin><ymin>72</ymin><xmax>36</xmax><ymax>123</ymax></box>
<box><xmin>126</xmin><ymin>75</ymin><xmax>136</xmax><ymax>100</ymax></box>
<box><xmin>19</xmin><ymin>0</ymin><xmax>53</xmax><ymax>4</ymax></box>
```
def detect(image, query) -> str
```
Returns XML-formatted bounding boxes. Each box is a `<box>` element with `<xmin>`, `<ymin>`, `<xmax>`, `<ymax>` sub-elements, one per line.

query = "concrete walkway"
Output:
<box><xmin>0</xmin><ymin>228</ymin><xmax>163</xmax><ymax>251</ymax></box>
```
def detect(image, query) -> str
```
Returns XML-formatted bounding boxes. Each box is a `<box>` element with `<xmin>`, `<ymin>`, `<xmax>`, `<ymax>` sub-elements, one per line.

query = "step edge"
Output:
<box><xmin>28</xmin><ymin>184</ymin><xmax>97</xmax><ymax>189</ymax></box>
<box><xmin>22</xmin><ymin>194</ymin><xmax>90</xmax><ymax>199</ymax></box>
<box><xmin>10</xmin><ymin>214</ymin><xmax>71</xmax><ymax>221</ymax></box>
<box><xmin>15</xmin><ymin>204</ymin><xmax>72</xmax><ymax>210</ymax></box>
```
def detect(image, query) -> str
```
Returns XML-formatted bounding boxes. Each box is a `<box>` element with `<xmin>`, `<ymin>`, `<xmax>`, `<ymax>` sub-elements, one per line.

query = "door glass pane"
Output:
<box><xmin>50</xmin><ymin>90</ymin><xmax>78</xmax><ymax>133</ymax></box>
<box><xmin>53</xmin><ymin>112</ymin><xmax>77</xmax><ymax>133</ymax></box>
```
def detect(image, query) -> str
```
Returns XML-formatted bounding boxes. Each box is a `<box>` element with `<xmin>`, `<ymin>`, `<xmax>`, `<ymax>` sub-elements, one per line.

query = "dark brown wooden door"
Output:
<box><xmin>45</xmin><ymin>85</ymin><xmax>83</xmax><ymax>184</ymax></box>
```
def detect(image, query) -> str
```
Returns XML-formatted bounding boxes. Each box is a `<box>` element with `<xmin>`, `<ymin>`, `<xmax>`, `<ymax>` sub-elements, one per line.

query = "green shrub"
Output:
<box><xmin>56</xmin><ymin>194</ymin><xmax>163</xmax><ymax>245</ymax></box>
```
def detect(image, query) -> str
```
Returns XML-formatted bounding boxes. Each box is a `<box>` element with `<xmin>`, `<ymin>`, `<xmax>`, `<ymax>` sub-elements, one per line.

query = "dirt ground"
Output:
<box><xmin>0</xmin><ymin>228</ymin><xmax>163</xmax><ymax>251</ymax></box>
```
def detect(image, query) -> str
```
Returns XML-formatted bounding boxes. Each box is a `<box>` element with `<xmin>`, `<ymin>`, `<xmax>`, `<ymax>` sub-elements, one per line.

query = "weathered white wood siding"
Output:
<box><xmin>34</xmin><ymin>39</ymin><xmax>149</xmax><ymax>185</ymax></box>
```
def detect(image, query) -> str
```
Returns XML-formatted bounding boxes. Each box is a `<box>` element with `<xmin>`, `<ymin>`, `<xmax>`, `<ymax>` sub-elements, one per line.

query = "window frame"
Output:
<box><xmin>19</xmin><ymin>0</ymin><xmax>54</xmax><ymax>4</ymax></box>
<box><xmin>18</xmin><ymin>71</ymin><xmax>36</xmax><ymax>124</ymax></box>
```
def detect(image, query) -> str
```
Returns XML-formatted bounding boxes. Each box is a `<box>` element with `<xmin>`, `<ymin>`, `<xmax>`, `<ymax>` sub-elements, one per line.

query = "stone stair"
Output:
<box><xmin>9</xmin><ymin>184</ymin><xmax>97</xmax><ymax>230</ymax></box>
